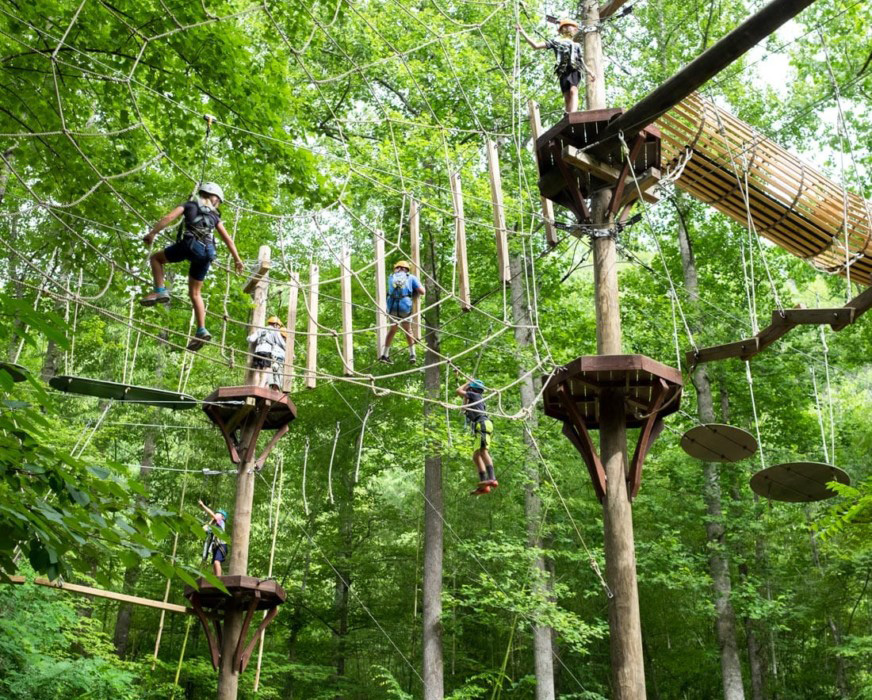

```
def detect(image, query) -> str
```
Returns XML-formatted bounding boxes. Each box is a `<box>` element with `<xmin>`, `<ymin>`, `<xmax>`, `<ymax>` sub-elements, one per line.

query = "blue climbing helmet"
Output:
<box><xmin>216</xmin><ymin>509</ymin><xmax>228</xmax><ymax>519</ymax></box>
<box><xmin>469</xmin><ymin>379</ymin><xmax>485</xmax><ymax>390</ymax></box>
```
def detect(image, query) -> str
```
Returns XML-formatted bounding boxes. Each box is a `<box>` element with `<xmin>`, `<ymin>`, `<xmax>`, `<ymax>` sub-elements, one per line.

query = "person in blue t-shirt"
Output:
<box><xmin>141</xmin><ymin>183</ymin><xmax>245</xmax><ymax>351</ymax></box>
<box><xmin>379</xmin><ymin>260</ymin><xmax>425</xmax><ymax>365</ymax></box>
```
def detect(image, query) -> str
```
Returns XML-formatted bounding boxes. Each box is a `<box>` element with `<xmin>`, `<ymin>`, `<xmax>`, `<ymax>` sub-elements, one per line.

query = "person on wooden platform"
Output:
<box><xmin>379</xmin><ymin>260</ymin><xmax>425</xmax><ymax>365</ymax></box>
<box><xmin>141</xmin><ymin>183</ymin><xmax>245</xmax><ymax>352</ymax></box>
<box><xmin>456</xmin><ymin>379</ymin><xmax>498</xmax><ymax>495</ymax></box>
<box><xmin>198</xmin><ymin>500</ymin><xmax>228</xmax><ymax>576</ymax></box>
<box><xmin>517</xmin><ymin>19</ymin><xmax>585</xmax><ymax>114</ymax></box>
<box><xmin>248</xmin><ymin>315</ymin><xmax>287</xmax><ymax>391</ymax></box>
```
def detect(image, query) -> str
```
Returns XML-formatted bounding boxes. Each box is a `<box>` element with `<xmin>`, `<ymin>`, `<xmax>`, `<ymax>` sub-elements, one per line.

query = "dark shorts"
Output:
<box><xmin>212</xmin><ymin>543</ymin><xmax>227</xmax><ymax>563</ymax></box>
<box><xmin>163</xmin><ymin>236</ymin><xmax>216</xmax><ymax>282</ymax></box>
<box><xmin>558</xmin><ymin>69</ymin><xmax>582</xmax><ymax>94</ymax></box>
<box><xmin>471</xmin><ymin>418</ymin><xmax>493</xmax><ymax>453</ymax></box>
<box><xmin>387</xmin><ymin>307</ymin><xmax>412</xmax><ymax>323</ymax></box>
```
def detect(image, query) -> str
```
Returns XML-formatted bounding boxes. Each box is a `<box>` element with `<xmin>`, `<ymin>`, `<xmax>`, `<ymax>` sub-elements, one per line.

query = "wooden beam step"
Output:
<box><xmin>687</xmin><ymin>336</ymin><xmax>760</xmax><ymax>366</ymax></box>
<box><xmin>781</xmin><ymin>307</ymin><xmax>856</xmax><ymax>327</ymax></box>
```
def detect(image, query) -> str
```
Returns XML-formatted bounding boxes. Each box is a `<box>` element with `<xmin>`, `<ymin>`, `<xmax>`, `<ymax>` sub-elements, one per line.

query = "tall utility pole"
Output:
<box><xmin>581</xmin><ymin>1</ymin><xmax>646</xmax><ymax>696</ymax></box>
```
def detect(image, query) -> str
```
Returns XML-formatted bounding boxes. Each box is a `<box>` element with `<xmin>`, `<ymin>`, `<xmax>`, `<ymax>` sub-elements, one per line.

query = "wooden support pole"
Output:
<box><xmin>374</xmin><ymin>230</ymin><xmax>388</xmax><ymax>354</ymax></box>
<box><xmin>245</xmin><ymin>246</ymin><xmax>271</xmax><ymax>387</ymax></box>
<box><xmin>527</xmin><ymin>100</ymin><xmax>559</xmax><ymax>247</ymax></box>
<box><xmin>305</xmin><ymin>264</ymin><xmax>319</xmax><ymax>390</ymax></box>
<box><xmin>486</xmin><ymin>140</ymin><xmax>511</xmax><ymax>283</ymax></box>
<box><xmin>582</xmin><ymin>2</ymin><xmax>645</xmax><ymax>697</ymax></box>
<box><xmin>340</xmin><ymin>246</ymin><xmax>354</xmax><ymax>376</ymax></box>
<box><xmin>450</xmin><ymin>172</ymin><xmax>472</xmax><ymax>311</ymax></box>
<box><xmin>410</xmin><ymin>199</ymin><xmax>422</xmax><ymax>342</ymax></box>
<box><xmin>283</xmin><ymin>272</ymin><xmax>299</xmax><ymax>393</ymax></box>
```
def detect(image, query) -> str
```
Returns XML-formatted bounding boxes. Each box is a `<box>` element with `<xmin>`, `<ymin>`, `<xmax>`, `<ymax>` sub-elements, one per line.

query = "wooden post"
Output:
<box><xmin>527</xmin><ymin>101</ymin><xmax>559</xmax><ymax>247</ymax></box>
<box><xmin>219</xmin><ymin>247</ymin><xmax>274</xmax><ymax>700</ymax></box>
<box><xmin>283</xmin><ymin>272</ymin><xmax>299</xmax><ymax>393</ymax></box>
<box><xmin>450</xmin><ymin>173</ymin><xmax>471</xmax><ymax>311</ymax></box>
<box><xmin>410</xmin><ymin>199</ymin><xmax>422</xmax><ymax>342</ymax></box>
<box><xmin>486</xmin><ymin>140</ymin><xmax>511</xmax><ymax>284</ymax></box>
<box><xmin>340</xmin><ymin>246</ymin><xmax>354</xmax><ymax>375</ymax></box>
<box><xmin>244</xmin><ymin>246</ymin><xmax>271</xmax><ymax>387</ymax></box>
<box><xmin>582</xmin><ymin>2</ymin><xmax>645</xmax><ymax>698</ymax></box>
<box><xmin>305</xmin><ymin>264</ymin><xmax>319</xmax><ymax>390</ymax></box>
<box><xmin>374</xmin><ymin>230</ymin><xmax>387</xmax><ymax>355</ymax></box>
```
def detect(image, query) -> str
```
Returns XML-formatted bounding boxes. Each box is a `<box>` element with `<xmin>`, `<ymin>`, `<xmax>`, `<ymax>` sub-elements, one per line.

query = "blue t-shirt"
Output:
<box><xmin>386</xmin><ymin>272</ymin><xmax>422</xmax><ymax>315</ymax></box>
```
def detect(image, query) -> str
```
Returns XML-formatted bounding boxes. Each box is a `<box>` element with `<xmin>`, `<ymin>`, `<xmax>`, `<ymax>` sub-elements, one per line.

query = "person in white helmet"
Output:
<box><xmin>141</xmin><ymin>183</ymin><xmax>245</xmax><ymax>351</ymax></box>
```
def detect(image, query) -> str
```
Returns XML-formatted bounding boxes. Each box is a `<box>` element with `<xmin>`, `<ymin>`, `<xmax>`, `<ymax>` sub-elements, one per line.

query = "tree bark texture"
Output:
<box><xmin>421</xmin><ymin>229</ymin><xmax>444</xmax><ymax>699</ymax></box>
<box><xmin>333</xmin><ymin>460</ymin><xmax>354</xmax><ymax>695</ymax></box>
<box><xmin>509</xmin><ymin>253</ymin><xmax>555</xmax><ymax>700</ymax></box>
<box><xmin>676</xmin><ymin>198</ymin><xmax>746</xmax><ymax>700</ymax></box>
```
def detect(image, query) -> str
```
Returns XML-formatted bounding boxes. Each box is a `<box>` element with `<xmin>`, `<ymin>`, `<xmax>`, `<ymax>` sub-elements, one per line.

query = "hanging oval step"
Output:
<box><xmin>750</xmin><ymin>462</ymin><xmax>850</xmax><ymax>502</ymax></box>
<box><xmin>0</xmin><ymin>362</ymin><xmax>29</xmax><ymax>383</ymax></box>
<box><xmin>49</xmin><ymin>375</ymin><xmax>197</xmax><ymax>409</ymax></box>
<box><xmin>680</xmin><ymin>423</ymin><xmax>757</xmax><ymax>462</ymax></box>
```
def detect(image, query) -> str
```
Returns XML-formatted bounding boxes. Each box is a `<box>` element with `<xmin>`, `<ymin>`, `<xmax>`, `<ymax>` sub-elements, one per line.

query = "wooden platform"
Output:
<box><xmin>542</xmin><ymin>355</ymin><xmax>682</xmax><ymax>500</ymax></box>
<box><xmin>184</xmin><ymin>575</ymin><xmax>286</xmax><ymax>673</ymax></box>
<box><xmin>49</xmin><ymin>375</ymin><xmax>197</xmax><ymax>409</ymax></box>
<box><xmin>202</xmin><ymin>386</ymin><xmax>297</xmax><ymax>466</ymax></box>
<box><xmin>536</xmin><ymin>109</ymin><xmax>662</xmax><ymax>222</ymax></box>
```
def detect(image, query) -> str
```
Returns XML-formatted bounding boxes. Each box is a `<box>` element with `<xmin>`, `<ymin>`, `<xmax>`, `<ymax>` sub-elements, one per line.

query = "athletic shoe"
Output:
<box><xmin>486</xmin><ymin>479</ymin><xmax>499</xmax><ymax>488</ymax></box>
<box><xmin>378</xmin><ymin>355</ymin><xmax>392</xmax><ymax>364</ymax></box>
<box><xmin>408</xmin><ymin>354</ymin><xmax>417</xmax><ymax>365</ymax></box>
<box><xmin>140</xmin><ymin>290</ymin><xmax>170</xmax><ymax>306</ymax></box>
<box><xmin>186</xmin><ymin>329</ymin><xmax>212</xmax><ymax>352</ymax></box>
<box><xmin>470</xmin><ymin>484</ymin><xmax>491</xmax><ymax>496</ymax></box>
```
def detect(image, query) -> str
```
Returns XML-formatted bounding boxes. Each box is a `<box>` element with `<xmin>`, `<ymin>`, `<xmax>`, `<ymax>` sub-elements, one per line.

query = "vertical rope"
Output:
<box><xmin>745</xmin><ymin>361</ymin><xmax>766</xmax><ymax>470</ymax></box>
<box><xmin>354</xmin><ymin>405</ymin><xmax>373</xmax><ymax>484</ymax></box>
<box><xmin>302</xmin><ymin>437</ymin><xmax>310</xmax><ymax>517</ymax></box>
<box><xmin>327</xmin><ymin>422</ymin><xmax>340</xmax><ymax>505</ymax></box>
<box><xmin>810</xmin><ymin>365</ymin><xmax>830</xmax><ymax>464</ymax></box>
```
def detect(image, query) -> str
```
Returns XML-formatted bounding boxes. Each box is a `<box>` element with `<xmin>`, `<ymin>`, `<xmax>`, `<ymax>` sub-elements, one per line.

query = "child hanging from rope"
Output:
<box><xmin>456</xmin><ymin>379</ymin><xmax>497</xmax><ymax>495</ymax></box>
<box><xmin>517</xmin><ymin>19</ymin><xmax>588</xmax><ymax>114</ymax></box>
<box><xmin>379</xmin><ymin>260</ymin><xmax>425</xmax><ymax>365</ymax></box>
<box><xmin>198</xmin><ymin>499</ymin><xmax>228</xmax><ymax>576</ymax></box>
<box><xmin>248</xmin><ymin>315</ymin><xmax>287</xmax><ymax>391</ymax></box>
<box><xmin>141</xmin><ymin>183</ymin><xmax>245</xmax><ymax>351</ymax></box>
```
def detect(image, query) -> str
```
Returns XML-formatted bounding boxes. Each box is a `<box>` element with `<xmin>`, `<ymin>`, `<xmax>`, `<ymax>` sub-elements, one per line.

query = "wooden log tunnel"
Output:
<box><xmin>185</xmin><ymin>576</ymin><xmax>287</xmax><ymax>673</ymax></box>
<box><xmin>542</xmin><ymin>355</ymin><xmax>682</xmax><ymax>500</ymax></box>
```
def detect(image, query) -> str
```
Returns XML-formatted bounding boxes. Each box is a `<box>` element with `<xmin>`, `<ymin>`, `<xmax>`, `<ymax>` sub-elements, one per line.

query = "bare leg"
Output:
<box><xmin>400</xmin><ymin>321</ymin><xmax>415</xmax><ymax>349</ymax></box>
<box><xmin>564</xmin><ymin>86</ymin><xmax>579</xmax><ymax>113</ymax></box>
<box><xmin>188</xmin><ymin>277</ymin><xmax>206</xmax><ymax>329</ymax></box>
<box><xmin>149</xmin><ymin>250</ymin><xmax>169</xmax><ymax>288</ymax></box>
<box><xmin>383</xmin><ymin>323</ymin><xmax>399</xmax><ymax>354</ymax></box>
<box><xmin>213</xmin><ymin>560</ymin><xmax>222</xmax><ymax>576</ymax></box>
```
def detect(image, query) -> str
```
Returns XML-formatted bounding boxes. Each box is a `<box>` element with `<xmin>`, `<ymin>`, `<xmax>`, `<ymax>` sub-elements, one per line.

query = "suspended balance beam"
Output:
<box><xmin>4</xmin><ymin>576</ymin><xmax>213</xmax><ymax>617</ymax></box>
<box><xmin>596</xmin><ymin>0</ymin><xmax>816</xmax><ymax>145</ymax></box>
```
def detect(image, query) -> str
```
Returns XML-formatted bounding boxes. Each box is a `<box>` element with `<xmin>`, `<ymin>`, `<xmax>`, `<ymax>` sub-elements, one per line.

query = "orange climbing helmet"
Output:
<box><xmin>394</xmin><ymin>260</ymin><xmax>411</xmax><ymax>270</ymax></box>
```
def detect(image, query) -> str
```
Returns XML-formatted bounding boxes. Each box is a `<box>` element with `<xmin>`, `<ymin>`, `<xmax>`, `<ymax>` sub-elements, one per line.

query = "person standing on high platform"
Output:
<box><xmin>517</xmin><ymin>19</ymin><xmax>587</xmax><ymax>115</ymax></box>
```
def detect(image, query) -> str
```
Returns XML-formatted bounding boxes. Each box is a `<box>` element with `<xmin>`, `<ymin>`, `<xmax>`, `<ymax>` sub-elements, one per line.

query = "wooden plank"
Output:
<box><xmin>836</xmin><ymin>286</ymin><xmax>872</xmax><ymax>330</ymax></box>
<box><xmin>450</xmin><ymin>172</ymin><xmax>472</xmax><ymax>311</ymax></box>
<box><xmin>304</xmin><ymin>263</ymin><xmax>319</xmax><ymax>390</ymax></box>
<box><xmin>486</xmin><ymin>140</ymin><xmax>511</xmax><ymax>283</ymax></box>
<box><xmin>528</xmin><ymin>100</ymin><xmax>558</xmax><ymax>246</ymax></box>
<box><xmin>339</xmin><ymin>246</ymin><xmax>354</xmax><ymax>376</ymax></box>
<box><xmin>782</xmin><ymin>307</ymin><xmax>855</xmax><ymax>327</ymax></box>
<box><xmin>618</xmin><ymin>167</ymin><xmax>661</xmax><ymax>210</ymax></box>
<box><xmin>686</xmin><ymin>336</ymin><xmax>760</xmax><ymax>366</ymax></box>
<box><xmin>282</xmin><ymin>272</ymin><xmax>299</xmax><ymax>392</ymax></box>
<box><xmin>755</xmin><ymin>312</ymin><xmax>796</xmax><ymax>352</ymax></box>
<box><xmin>374</xmin><ymin>230</ymin><xmax>388</xmax><ymax>353</ymax></box>
<box><xmin>409</xmin><ymin>199</ymin><xmax>422</xmax><ymax>341</ymax></box>
<box><xmin>563</xmin><ymin>145</ymin><xmax>660</xmax><ymax>204</ymax></box>
<box><xmin>243</xmin><ymin>255</ymin><xmax>272</xmax><ymax>295</ymax></box>
<box><xmin>5</xmin><ymin>576</ymin><xmax>199</xmax><ymax>615</ymax></box>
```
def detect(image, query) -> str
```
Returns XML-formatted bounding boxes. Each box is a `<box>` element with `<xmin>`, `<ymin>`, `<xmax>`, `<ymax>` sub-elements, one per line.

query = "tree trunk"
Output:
<box><xmin>738</xmin><ymin>562</ymin><xmax>766</xmax><ymax>700</ymax></box>
<box><xmin>509</xmin><ymin>253</ymin><xmax>555</xmax><ymax>700</ymax></box>
<box><xmin>421</xmin><ymin>228</ymin><xmax>444</xmax><ymax>699</ymax></box>
<box><xmin>333</xmin><ymin>463</ymin><xmax>354</xmax><ymax>696</ymax></box>
<box><xmin>113</xmin><ymin>425</ymin><xmax>158</xmax><ymax>657</ymax></box>
<box><xmin>676</xmin><ymin>198</ymin><xmax>745</xmax><ymax>700</ymax></box>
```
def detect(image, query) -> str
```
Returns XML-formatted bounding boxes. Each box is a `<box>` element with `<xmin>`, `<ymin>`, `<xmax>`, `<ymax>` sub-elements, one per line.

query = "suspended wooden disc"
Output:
<box><xmin>0</xmin><ymin>362</ymin><xmax>28</xmax><ymax>383</ymax></box>
<box><xmin>750</xmin><ymin>462</ymin><xmax>850</xmax><ymax>502</ymax></box>
<box><xmin>680</xmin><ymin>423</ymin><xmax>757</xmax><ymax>462</ymax></box>
<box><xmin>49</xmin><ymin>375</ymin><xmax>197</xmax><ymax>409</ymax></box>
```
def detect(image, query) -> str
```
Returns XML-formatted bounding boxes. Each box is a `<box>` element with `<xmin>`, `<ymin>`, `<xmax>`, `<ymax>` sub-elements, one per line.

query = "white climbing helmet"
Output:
<box><xmin>198</xmin><ymin>181</ymin><xmax>225</xmax><ymax>203</ymax></box>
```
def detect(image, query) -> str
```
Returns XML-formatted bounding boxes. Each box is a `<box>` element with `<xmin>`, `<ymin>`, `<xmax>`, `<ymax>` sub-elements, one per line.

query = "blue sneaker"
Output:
<box><xmin>186</xmin><ymin>328</ymin><xmax>211</xmax><ymax>352</ymax></box>
<box><xmin>140</xmin><ymin>289</ymin><xmax>170</xmax><ymax>307</ymax></box>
